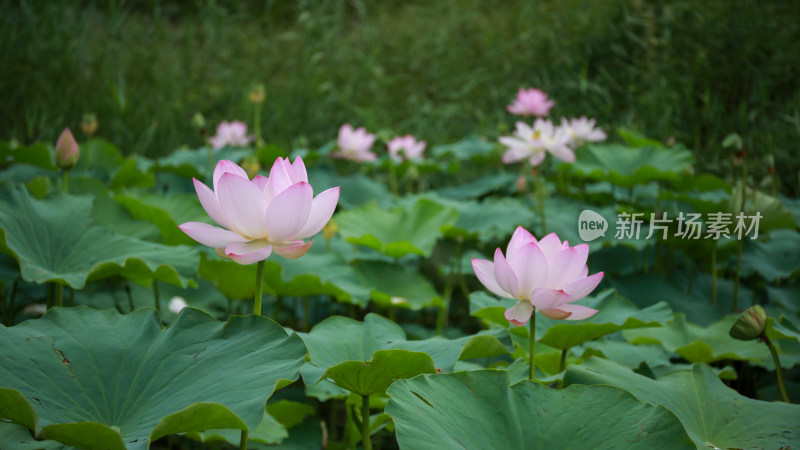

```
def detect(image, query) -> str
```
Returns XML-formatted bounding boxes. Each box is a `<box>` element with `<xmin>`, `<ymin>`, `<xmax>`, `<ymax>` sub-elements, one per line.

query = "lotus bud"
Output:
<box><xmin>249</xmin><ymin>83</ymin><xmax>266</xmax><ymax>105</ymax></box>
<box><xmin>168</xmin><ymin>296</ymin><xmax>189</xmax><ymax>314</ymax></box>
<box><xmin>241</xmin><ymin>155</ymin><xmax>261</xmax><ymax>179</ymax></box>
<box><xmin>192</xmin><ymin>112</ymin><xmax>206</xmax><ymax>129</ymax></box>
<box><xmin>729</xmin><ymin>305</ymin><xmax>767</xmax><ymax>341</ymax></box>
<box><xmin>55</xmin><ymin>128</ymin><xmax>80</xmax><ymax>170</ymax></box>
<box><xmin>81</xmin><ymin>113</ymin><xmax>98</xmax><ymax>137</ymax></box>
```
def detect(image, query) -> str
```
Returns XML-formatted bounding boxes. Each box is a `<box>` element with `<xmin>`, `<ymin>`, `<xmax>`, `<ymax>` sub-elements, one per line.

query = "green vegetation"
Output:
<box><xmin>2</xmin><ymin>0</ymin><xmax>799</xmax><ymax>192</ymax></box>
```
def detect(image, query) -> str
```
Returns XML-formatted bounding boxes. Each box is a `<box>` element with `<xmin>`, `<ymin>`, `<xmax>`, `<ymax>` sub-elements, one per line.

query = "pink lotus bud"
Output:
<box><xmin>55</xmin><ymin>128</ymin><xmax>80</xmax><ymax>169</ymax></box>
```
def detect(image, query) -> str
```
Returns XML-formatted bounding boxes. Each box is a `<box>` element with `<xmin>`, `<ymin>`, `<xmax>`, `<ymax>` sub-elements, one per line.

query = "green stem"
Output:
<box><xmin>55</xmin><ymin>283</ymin><xmax>63</xmax><ymax>308</ymax></box>
<box><xmin>711</xmin><ymin>245</ymin><xmax>718</xmax><ymax>306</ymax></box>
<box><xmin>361</xmin><ymin>394</ymin><xmax>372</xmax><ymax>450</ymax></box>
<box><xmin>62</xmin><ymin>170</ymin><xmax>69</xmax><ymax>192</ymax></box>
<box><xmin>535</xmin><ymin>173</ymin><xmax>547</xmax><ymax>235</ymax></box>
<box><xmin>733</xmin><ymin>241</ymin><xmax>743</xmax><ymax>312</ymax></box>
<box><xmin>529</xmin><ymin>312</ymin><xmax>537</xmax><ymax>381</ymax></box>
<box><xmin>254</xmin><ymin>260</ymin><xmax>265</xmax><ymax>316</ymax></box>
<box><xmin>240</xmin><ymin>429</ymin><xmax>248</xmax><ymax>450</ymax></box>
<box><xmin>254</xmin><ymin>104</ymin><xmax>262</xmax><ymax>147</ymax></box>
<box><xmin>764</xmin><ymin>336</ymin><xmax>790</xmax><ymax>403</ymax></box>
<box><xmin>388</xmin><ymin>306</ymin><xmax>396</xmax><ymax>322</ymax></box>
<box><xmin>207</xmin><ymin>146</ymin><xmax>215</xmax><ymax>173</ymax></box>
<box><xmin>388</xmin><ymin>160</ymin><xmax>399</xmax><ymax>197</ymax></box>
<box><xmin>558</xmin><ymin>348</ymin><xmax>567</xmax><ymax>389</ymax></box>
<box><xmin>153</xmin><ymin>281</ymin><xmax>161</xmax><ymax>315</ymax></box>
<box><xmin>125</xmin><ymin>283</ymin><xmax>135</xmax><ymax>312</ymax></box>
<box><xmin>303</xmin><ymin>296</ymin><xmax>311</xmax><ymax>332</ymax></box>
<box><xmin>5</xmin><ymin>277</ymin><xmax>18</xmax><ymax>325</ymax></box>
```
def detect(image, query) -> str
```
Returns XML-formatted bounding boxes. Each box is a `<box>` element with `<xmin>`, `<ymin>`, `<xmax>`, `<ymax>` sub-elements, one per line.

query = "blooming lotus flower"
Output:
<box><xmin>209</xmin><ymin>121</ymin><xmax>254</xmax><ymax>149</ymax></box>
<box><xmin>559</xmin><ymin>117</ymin><xmax>607</xmax><ymax>147</ymax></box>
<box><xmin>333</xmin><ymin>124</ymin><xmax>377</xmax><ymax>162</ymax></box>
<box><xmin>507</xmin><ymin>88</ymin><xmax>555</xmax><ymax>117</ymax></box>
<box><xmin>498</xmin><ymin>119</ymin><xmax>574</xmax><ymax>167</ymax></box>
<box><xmin>472</xmin><ymin>227</ymin><xmax>603</xmax><ymax>325</ymax></box>
<box><xmin>55</xmin><ymin>127</ymin><xmax>80</xmax><ymax>169</ymax></box>
<box><xmin>387</xmin><ymin>135</ymin><xmax>426</xmax><ymax>162</ymax></box>
<box><xmin>179</xmin><ymin>158</ymin><xmax>340</xmax><ymax>264</ymax></box>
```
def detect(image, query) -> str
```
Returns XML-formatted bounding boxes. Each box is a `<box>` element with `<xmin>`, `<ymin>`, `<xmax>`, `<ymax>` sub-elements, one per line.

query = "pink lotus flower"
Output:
<box><xmin>55</xmin><ymin>127</ymin><xmax>80</xmax><ymax>169</ymax></box>
<box><xmin>209</xmin><ymin>121</ymin><xmax>254</xmax><ymax>149</ymax></box>
<box><xmin>387</xmin><ymin>135</ymin><xmax>426</xmax><ymax>162</ymax></box>
<box><xmin>559</xmin><ymin>117</ymin><xmax>607</xmax><ymax>147</ymax></box>
<box><xmin>507</xmin><ymin>88</ymin><xmax>555</xmax><ymax>117</ymax></box>
<box><xmin>333</xmin><ymin>124</ymin><xmax>377</xmax><ymax>162</ymax></box>
<box><xmin>472</xmin><ymin>227</ymin><xmax>603</xmax><ymax>325</ymax></box>
<box><xmin>179</xmin><ymin>158</ymin><xmax>340</xmax><ymax>264</ymax></box>
<box><xmin>499</xmin><ymin>119</ymin><xmax>574</xmax><ymax>167</ymax></box>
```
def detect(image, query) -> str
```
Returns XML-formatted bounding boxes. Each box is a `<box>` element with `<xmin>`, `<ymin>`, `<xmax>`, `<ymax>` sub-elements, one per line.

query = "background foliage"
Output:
<box><xmin>2</xmin><ymin>0</ymin><xmax>799</xmax><ymax>192</ymax></box>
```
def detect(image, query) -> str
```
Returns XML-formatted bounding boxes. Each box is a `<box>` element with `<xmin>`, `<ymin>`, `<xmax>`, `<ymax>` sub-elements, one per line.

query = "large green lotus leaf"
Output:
<box><xmin>768</xmin><ymin>284</ymin><xmax>800</xmax><ymax>314</ymax></box>
<box><xmin>729</xmin><ymin>182</ymin><xmax>797</xmax><ymax>232</ymax></box>
<box><xmin>0</xmin><ymin>421</ymin><xmax>68</xmax><ymax>449</ymax></box>
<box><xmin>306</xmin><ymin>167</ymin><xmax>392</xmax><ymax>209</ymax></box>
<box><xmin>0</xmin><ymin>185</ymin><xmax>198</xmax><ymax>289</ymax></box>
<box><xmin>197</xmin><ymin>249</ymin><xmax>370</xmax><ymax>306</ymax></box>
<box><xmin>115</xmin><ymin>191</ymin><xmax>210</xmax><ymax>245</ymax></box>
<box><xmin>88</xmin><ymin>188</ymin><xmax>163</xmax><ymax>242</ymax></box>
<box><xmin>185</xmin><ymin>408</ymin><xmax>288</xmax><ymax>446</ymax></box>
<box><xmin>564</xmin><ymin>358</ymin><xmax>800</xmax><ymax>448</ymax></box>
<box><xmin>740</xmin><ymin>229</ymin><xmax>800</xmax><ymax>281</ymax></box>
<box><xmin>617</xmin><ymin>128</ymin><xmax>665</xmax><ymax>148</ymax></box>
<box><xmin>386</xmin><ymin>370</ymin><xmax>693</xmax><ymax>449</ymax></box>
<box><xmin>435</xmin><ymin>172</ymin><xmax>517</xmax><ymax>200</ymax></box>
<box><xmin>156</xmin><ymin>147</ymin><xmax>250</xmax><ymax>180</ymax></box>
<box><xmin>0</xmin><ymin>142</ymin><xmax>56</xmax><ymax>171</ymax></box>
<box><xmin>406</xmin><ymin>194</ymin><xmax>536</xmax><ymax>241</ymax></box>
<box><xmin>108</xmin><ymin>157</ymin><xmax>155</xmax><ymax>190</ymax></box>
<box><xmin>579</xmin><ymin>340</ymin><xmax>673</xmax><ymax>371</ymax></box>
<box><xmin>352</xmin><ymin>261</ymin><xmax>442</xmax><ymax>309</ymax></box>
<box><xmin>623</xmin><ymin>313</ymin><xmax>769</xmax><ymax>365</ymax></box>
<box><xmin>569</xmin><ymin>143</ymin><xmax>694</xmax><ymax>188</ymax></box>
<box><xmin>431</xmin><ymin>136</ymin><xmax>498</xmax><ymax>161</ymax></box>
<box><xmin>276</xmin><ymin>248</ymin><xmax>371</xmax><ymax>306</ymax></box>
<box><xmin>73</xmin><ymin>138</ymin><xmax>125</xmax><ymax>176</ymax></box>
<box><xmin>0</xmin><ymin>307</ymin><xmax>308</xmax><ymax>450</ymax></box>
<box><xmin>538</xmin><ymin>293</ymin><xmax>673</xmax><ymax>350</ymax></box>
<box><xmin>298</xmin><ymin>314</ymin><xmax>511</xmax><ymax>395</ymax></box>
<box><xmin>335</xmin><ymin>198</ymin><xmax>458</xmax><ymax>258</ymax></box>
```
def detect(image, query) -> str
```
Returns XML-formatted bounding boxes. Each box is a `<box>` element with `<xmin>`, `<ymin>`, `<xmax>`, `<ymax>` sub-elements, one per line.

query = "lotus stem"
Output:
<box><xmin>535</xmin><ymin>173</ymin><xmax>547</xmax><ymax>235</ymax></box>
<box><xmin>153</xmin><ymin>281</ymin><xmax>161</xmax><ymax>315</ymax></box>
<box><xmin>303</xmin><ymin>296</ymin><xmax>311</xmax><ymax>332</ymax></box>
<box><xmin>362</xmin><ymin>394</ymin><xmax>372</xmax><ymax>450</ymax></box>
<box><xmin>558</xmin><ymin>348</ymin><xmax>568</xmax><ymax>389</ymax></box>
<box><xmin>529</xmin><ymin>312</ymin><xmax>537</xmax><ymax>381</ymax></box>
<box><xmin>733</xmin><ymin>241</ymin><xmax>743</xmax><ymax>312</ymax></box>
<box><xmin>763</xmin><ymin>336</ymin><xmax>790</xmax><ymax>403</ymax></box>
<box><xmin>388</xmin><ymin>160</ymin><xmax>399</xmax><ymax>197</ymax></box>
<box><xmin>5</xmin><ymin>277</ymin><xmax>18</xmax><ymax>325</ymax></box>
<box><xmin>254</xmin><ymin>104</ymin><xmax>262</xmax><ymax>148</ymax></box>
<box><xmin>125</xmin><ymin>283</ymin><xmax>134</xmax><ymax>312</ymax></box>
<box><xmin>240</xmin><ymin>429</ymin><xmax>248</xmax><ymax>450</ymax></box>
<box><xmin>254</xmin><ymin>260</ymin><xmax>265</xmax><ymax>316</ymax></box>
<box><xmin>711</xmin><ymin>245</ymin><xmax>718</xmax><ymax>306</ymax></box>
<box><xmin>62</xmin><ymin>170</ymin><xmax>69</xmax><ymax>192</ymax></box>
<box><xmin>207</xmin><ymin>146</ymin><xmax>215</xmax><ymax>173</ymax></box>
<box><xmin>55</xmin><ymin>283</ymin><xmax>63</xmax><ymax>308</ymax></box>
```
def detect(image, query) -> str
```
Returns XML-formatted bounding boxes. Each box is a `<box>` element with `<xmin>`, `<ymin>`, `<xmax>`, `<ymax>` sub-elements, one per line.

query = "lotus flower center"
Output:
<box><xmin>532</xmin><ymin>131</ymin><xmax>541</xmax><ymax>140</ymax></box>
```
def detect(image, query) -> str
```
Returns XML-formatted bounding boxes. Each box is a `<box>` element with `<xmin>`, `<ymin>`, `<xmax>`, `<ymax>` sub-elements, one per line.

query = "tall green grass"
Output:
<box><xmin>1</xmin><ymin>0</ymin><xmax>798</xmax><ymax>192</ymax></box>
